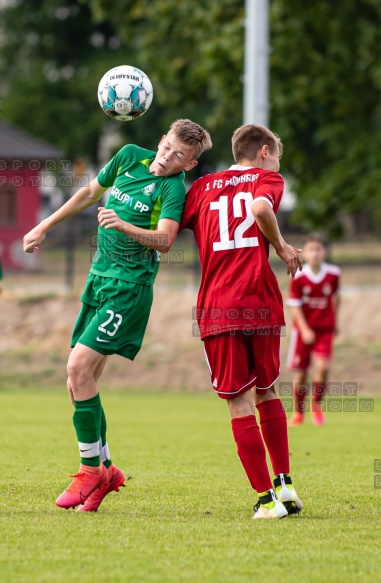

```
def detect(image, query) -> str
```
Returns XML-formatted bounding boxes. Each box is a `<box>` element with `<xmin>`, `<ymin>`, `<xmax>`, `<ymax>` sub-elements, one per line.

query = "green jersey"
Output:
<box><xmin>91</xmin><ymin>144</ymin><xmax>186</xmax><ymax>284</ymax></box>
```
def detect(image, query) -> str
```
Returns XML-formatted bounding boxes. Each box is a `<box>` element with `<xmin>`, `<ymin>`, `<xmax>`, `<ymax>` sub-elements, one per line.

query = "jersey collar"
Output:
<box><xmin>228</xmin><ymin>164</ymin><xmax>254</xmax><ymax>171</ymax></box>
<box><xmin>303</xmin><ymin>262</ymin><xmax>328</xmax><ymax>284</ymax></box>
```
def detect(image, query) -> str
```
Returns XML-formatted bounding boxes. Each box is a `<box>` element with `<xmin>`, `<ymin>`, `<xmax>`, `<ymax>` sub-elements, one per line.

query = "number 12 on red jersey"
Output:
<box><xmin>210</xmin><ymin>192</ymin><xmax>259</xmax><ymax>251</ymax></box>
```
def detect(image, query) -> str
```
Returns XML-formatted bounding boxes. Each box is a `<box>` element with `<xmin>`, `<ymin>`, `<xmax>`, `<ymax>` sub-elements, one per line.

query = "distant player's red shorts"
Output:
<box><xmin>287</xmin><ymin>327</ymin><xmax>334</xmax><ymax>370</ymax></box>
<box><xmin>203</xmin><ymin>329</ymin><xmax>281</xmax><ymax>399</ymax></box>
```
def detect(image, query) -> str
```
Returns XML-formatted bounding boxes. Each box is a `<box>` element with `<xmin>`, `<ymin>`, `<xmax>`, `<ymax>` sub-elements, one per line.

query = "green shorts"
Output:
<box><xmin>71</xmin><ymin>273</ymin><xmax>153</xmax><ymax>360</ymax></box>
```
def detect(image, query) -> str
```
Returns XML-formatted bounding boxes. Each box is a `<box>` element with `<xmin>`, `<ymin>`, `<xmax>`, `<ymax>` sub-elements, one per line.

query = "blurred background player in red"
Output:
<box><xmin>181</xmin><ymin>124</ymin><xmax>303</xmax><ymax>519</ymax></box>
<box><xmin>286</xmin><ymin>233</ymin><xmax>341</xmax><ymax>426</ymax></box>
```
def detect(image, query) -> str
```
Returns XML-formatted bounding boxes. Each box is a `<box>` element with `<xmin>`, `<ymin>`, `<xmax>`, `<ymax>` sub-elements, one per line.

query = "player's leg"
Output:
<box><xmin>56</xmin><ymin>344</ymin><xmax>109</xmax><ymax>509</ymax></box>
<box><xmin>66</xmin><ymin>353</ymin><xmax>107</xmax><ymax>405</ymax></box>
<box><xmin>289</xmin><ymin>369</ymin><xmax>309</xmax><ymax>426</ymax></box>
<box><xmin>78</xmin><ymin>279</ymin><xmax>151</xmax><ymax>512</ymax></box>
<box><xmin>227</xmin><ymin>391</ymin><xmax>287</xmax><ymax>519</ymax></box>
<box><xmin>254</xmin><ymin>385</ymin><xmax>302</xmax><ymax>514</ymax></box>
<box><xmin>228</xmin><ymin>390</ymin><xmax>272</xmax><ymax>494</ymax></box>
<box><xmin>91</xmin><ymin>357</ymin><xmax>112</xmax><ymax>468</ymax></box>
<box><xmin>252</xmin><ymin>329</ymin><xmax>303</xmax><ymax>515</ymax></box>
<box><xmin>311</xmin><ymin>331</ymin><xmax>333</xmax><ymax>425</ymax></box>
<box><xmin>311</xmin><ymin>357</ymin><xmax>330</xmax><ymax>425</ymax></box>
<box><xmin>204</xmin><ymin>332</ymin><xmax>286</xmax><ymax>519</ymax></box>
<box><xmin>287</xmin><ymin>327</ymin><xmax>311</xmax><ymax>425</ymax></box>
<box><xmin>74</xmin><ymin>354</ymin><xmax>125</xmax><ymax>513</ymax></box>
<box><xmin>67</xmin><ymin>356</ymin><xmax>113</xmax><ymax>465</ymax></box>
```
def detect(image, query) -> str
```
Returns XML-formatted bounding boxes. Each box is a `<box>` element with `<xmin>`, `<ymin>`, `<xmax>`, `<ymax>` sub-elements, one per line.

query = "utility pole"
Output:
<box><xmin>243</xmin><ymin>0</ymin><xmax>269</xmax><ymax>126</ymax></box>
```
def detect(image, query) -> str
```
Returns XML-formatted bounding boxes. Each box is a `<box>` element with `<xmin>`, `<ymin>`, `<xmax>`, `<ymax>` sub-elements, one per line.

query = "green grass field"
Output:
<box><xmin>1</xmin><ymin>390</ymin><xmax>381</xmax><ymax>583</ymax></box>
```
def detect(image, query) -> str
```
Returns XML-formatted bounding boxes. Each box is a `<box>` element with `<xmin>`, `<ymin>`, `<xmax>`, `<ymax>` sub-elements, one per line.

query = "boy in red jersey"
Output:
<box><xmin>181</xmin><ymin>125</ymin><xmax>303</xmax><ymax>519</ymax></box>
<box><xmin>287</xmin><ymin>233</ymin><xmax>340</xmax><ymax>426</ymax></box>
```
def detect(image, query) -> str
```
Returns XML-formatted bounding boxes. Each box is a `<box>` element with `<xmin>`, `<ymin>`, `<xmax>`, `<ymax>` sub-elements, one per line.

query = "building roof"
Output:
<box><xmin>0</xmin><ymin>119</ymin><xmax>61</xmax><ymax>159</ymax></box>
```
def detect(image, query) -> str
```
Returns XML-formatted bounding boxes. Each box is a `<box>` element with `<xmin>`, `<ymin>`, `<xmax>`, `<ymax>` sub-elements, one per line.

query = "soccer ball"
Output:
<box><xmin>98</xmin><ymin>65</ymin><xmax>153</xmax><ymax>121</ymax></box>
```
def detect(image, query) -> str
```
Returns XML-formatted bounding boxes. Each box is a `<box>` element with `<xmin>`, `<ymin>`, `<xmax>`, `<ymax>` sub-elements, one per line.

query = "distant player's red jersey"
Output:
<box><xmin>180</xmin><ymin>165</ymin><xmax>285</xmax><ymax>339</ymax></box>
<box><xmin>287</xmin><ymin>263</ymin><xmax>340</xmax><ymax>332</ymax></box>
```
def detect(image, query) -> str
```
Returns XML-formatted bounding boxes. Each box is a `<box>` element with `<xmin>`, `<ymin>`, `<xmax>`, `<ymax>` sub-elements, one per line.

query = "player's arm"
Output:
<box><xmin>23</xmin><ymin>178</ymin><xmax>107</xmax><ymax>253</ymax></box>
<box><xmin>290</xmin><ymin>305</ymin><xmax>315</xmax><ymax>344</ymax></box>
<box><xmin>332</xmin><ymin>292</ymin><xmax>340</xmax><ymax>335</ymax></box>
<box><xmin>251</xmin><ymin>199</ymin><xmax>302</xmax><ymax>278</ymax></box>
<box><xmin>97</xmin><ymin>207</ymin><xmax>179</xmax><ymax>252</ymax></box>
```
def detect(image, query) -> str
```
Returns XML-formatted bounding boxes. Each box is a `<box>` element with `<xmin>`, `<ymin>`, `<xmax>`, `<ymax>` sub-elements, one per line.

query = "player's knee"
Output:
<box><xmin>315</xmin><ymin>360</ymin><xmax>330</xmax><ymax>375</ymax></box>
<box><xmin>67</xmin><ymin>354</ymin><xmax>89</xmax><ymax>383</ymax></box>
<box><xmin>228</xmin><ymin>392</ymin><xmax>255</xmax><ymax>418</ymax></box>
<box><xmin>294</xmin><ymin>371</ymin><xmax>307</xmax><ymax>384</ymax></box>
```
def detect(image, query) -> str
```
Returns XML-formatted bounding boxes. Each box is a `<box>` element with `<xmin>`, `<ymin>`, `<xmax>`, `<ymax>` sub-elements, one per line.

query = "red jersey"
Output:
<box><xmin>180</xmin><ymin>165</ymin><xmax>285</xmax><ymax>339</ymax></box>
<box><xmin>287</xmin><ymin>262</ymin><xmax>340</xmax><ymax>332</ymax></box>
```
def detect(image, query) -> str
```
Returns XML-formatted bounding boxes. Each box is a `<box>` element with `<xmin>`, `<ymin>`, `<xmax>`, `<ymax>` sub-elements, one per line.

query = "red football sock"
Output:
<box><xmin>294</xmin><ymin>383</ymin><xmax>309</xmax><ymax>412</ymax></box>
<box><xmin>312</xmin><ymin>381</ymin><xmax>326</xmax><ymax>403</ymax></box>
<box><xmin>256</xmin><ymin>399</ymin><xmax>290</xmax><ymax>476</ymax></box>
<box><xmin>231</xmin><ymin>414</ymin><xmax>272</xmax><ymax>493</ymax></box>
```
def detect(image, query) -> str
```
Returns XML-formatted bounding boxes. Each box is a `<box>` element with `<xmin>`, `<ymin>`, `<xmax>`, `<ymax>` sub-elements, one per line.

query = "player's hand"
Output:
<box><xmin>23</xmin><ymin>225</ymin><xmax>47</xmax><ymax>253</ymax></box>
<box><xmin>98</xmin><ymin>207</ymin><xmax>126</xmax><ymax>232</ymax></box>
<box><xmin>275</xmin><ymin>243</ymin><xmax>303</xmax><ymax>278</ymax></box>
<box><xmin>301</xmin><ymin>328</ymin><xmax>315</xmax><ymax>345</ymax></box>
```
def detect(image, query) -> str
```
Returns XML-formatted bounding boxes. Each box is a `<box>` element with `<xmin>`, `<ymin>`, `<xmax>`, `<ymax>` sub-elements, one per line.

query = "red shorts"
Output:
<box><xmin>287</xmin><ymin>327</ymin><xmax>334</xmax><ymax>370</ymax></box>
<box><xmin>203</xmin><ymin>330</ymin><xmax>281</xmax><ymax>400</ymax></box>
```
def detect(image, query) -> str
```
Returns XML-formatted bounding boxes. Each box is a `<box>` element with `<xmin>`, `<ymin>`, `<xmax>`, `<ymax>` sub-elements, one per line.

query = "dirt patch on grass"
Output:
<box><xmin>1</xmin><ymin>265</ymin><xmax>380</xmax><ymax>393</ymax></box>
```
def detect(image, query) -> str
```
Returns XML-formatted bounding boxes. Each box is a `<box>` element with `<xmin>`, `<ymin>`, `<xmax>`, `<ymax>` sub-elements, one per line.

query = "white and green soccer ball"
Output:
<box><xmin>98</xmin><ymin>65</ymin><xmax>153</xmax><ymax>121</ymax></box>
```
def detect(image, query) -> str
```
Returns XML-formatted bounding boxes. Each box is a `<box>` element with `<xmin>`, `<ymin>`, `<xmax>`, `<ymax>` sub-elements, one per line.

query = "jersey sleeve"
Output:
<box><xmin>253</xmin><ymin>171</ymin><xmax>284</xmax><ymax>213</ymax></box>
<box><xmin>179</xmin><ymin>181</ymin><xmax>199</xmax><ymax>232</ymax></box>
<box><xmin>158</xmin><ymin>175</ymin><xmax>187</xmax><ymax>223</ymax></box>
<box><xmin>333</xmin><ymin>272</ymin><xmax>341</xmax><ymax>295</ymax></box>
<box><xmin>97</xmin><ymin>145</ymin><xmax>133</xmax><ymax>188</ymax></box>
<box><xmin>286</xmin><ymin>276</ymin><xmax>303</xmax><ymax>307</ymax></box>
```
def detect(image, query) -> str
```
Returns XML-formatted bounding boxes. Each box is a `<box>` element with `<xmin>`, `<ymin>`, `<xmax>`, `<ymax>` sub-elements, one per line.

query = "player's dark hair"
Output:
<box><xmin>232</xmin><ymin>124</ymin><xmax>283</xmax><ymax>164</ymax></box>
<box><xmin>169</xmin><ymin>119</ymin><xmax>212</xmax><ymax>159</ymax></box>
<box><xmin>302</xmin><ymin>232</ymin><xmax>328</xmax><ymax>248</ymax></box>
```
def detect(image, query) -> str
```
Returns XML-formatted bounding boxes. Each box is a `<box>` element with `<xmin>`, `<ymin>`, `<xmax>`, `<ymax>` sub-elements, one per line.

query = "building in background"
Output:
<box><xmin>0</xmin><ymin>120</ymin><xmax>60</xmax><ymax>270</ymax></box>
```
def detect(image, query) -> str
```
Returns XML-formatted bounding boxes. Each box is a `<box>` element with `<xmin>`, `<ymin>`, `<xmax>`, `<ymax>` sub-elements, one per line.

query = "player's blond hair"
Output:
<box><xmin>169</xmin><ymin>119</ymin><xmax>212</xmax><ymax>159</ymax></box>
<box><xmin>232</xmin><ymin>125</ymin><xmax>283</xmax><ymax>164</ymax></box>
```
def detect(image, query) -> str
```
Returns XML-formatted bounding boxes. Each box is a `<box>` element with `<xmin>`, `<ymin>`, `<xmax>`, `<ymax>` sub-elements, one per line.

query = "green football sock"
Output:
<box><xmin>100</xmin><ymin>405</ymin><xmax>112</xmax><ymax>469</ymax></box>
<box><xmin>73</xmin><ymin>393</ymin><xmax>102</xmax><ymax>467</ymax></box>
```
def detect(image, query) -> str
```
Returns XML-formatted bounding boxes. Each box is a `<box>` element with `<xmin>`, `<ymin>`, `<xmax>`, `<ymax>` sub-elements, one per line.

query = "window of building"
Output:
<box><xmin>0</xmin><ymin>185</ymin><xmax>17</xmax><ymax>226</ymax></box>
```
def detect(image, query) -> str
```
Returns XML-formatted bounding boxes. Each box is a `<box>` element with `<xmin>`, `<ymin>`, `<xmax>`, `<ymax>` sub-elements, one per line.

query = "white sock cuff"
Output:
<box><xmin>78</xmin><ymin>441</ymin><xmax>100</xmax><ymax>458</ymax></box>
<box><xmin>101</xmin><ymin>442</ymin><xmax>111</xmax><ymax>463</ymax></box>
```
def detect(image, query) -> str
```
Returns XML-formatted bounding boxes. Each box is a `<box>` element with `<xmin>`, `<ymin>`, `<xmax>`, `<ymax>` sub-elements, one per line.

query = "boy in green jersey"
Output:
<box><xmin>23</xmin><ymin>119</ymin><xmax>212</xmax><ymax>512</ymax></box>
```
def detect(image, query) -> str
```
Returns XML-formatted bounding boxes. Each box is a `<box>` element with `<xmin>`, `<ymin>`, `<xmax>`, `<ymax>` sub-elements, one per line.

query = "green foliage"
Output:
<box><xmin>1</xmin><ymin>390</ymin><xmax>381</xmax><ymax>582</ymax></box>
<box><xmin>270</xmin><ymin>0</ymin><xmax>381</xmax><ymax>236</ymax></box>
<box><xmin>0</xmin><ymin>0</ymin><xmax>130</xmax><ymax>159</ymax></box>
<box><xmin>1</xmin><ymin>0</ymin><xmax>381</xmax><ymax>233</ymax></box>
<box><xmin>0</xmin><ymin>0</ymin><xmax>171</xmax><ymax>160</ymax></box>
<box><xmin>84</xmin><ymin>0</ymin><xmax>381</xmax><ymax>235</ymax></box>
<box><xmin>86</xmin><ymin>0</ymin><xmax>245</xmax><ymax>165</ymax></box>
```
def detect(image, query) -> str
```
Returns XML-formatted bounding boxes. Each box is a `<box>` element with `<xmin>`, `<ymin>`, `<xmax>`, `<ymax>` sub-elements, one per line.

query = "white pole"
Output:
<box><xmin>243</xmin><ymin>0</ymin><xmax>269</xmax><ymax>126</ymax></box>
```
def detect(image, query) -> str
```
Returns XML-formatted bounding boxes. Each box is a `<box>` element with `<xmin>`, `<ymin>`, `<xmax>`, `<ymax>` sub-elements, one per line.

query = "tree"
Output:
<box><xmin>82</xmin><ymin>0</ymin><xmax>245</xmax><ymax>166</ymax></box>
<box><xmin>0</xmin><ymin>0</ymin><xmax>145</xmax><ymax>160</ymax></box>
<box><xmin>270</xmin><ymin>0</ymin><xmax>381</xmax><ymax>236</ymax></box>
<box><xmin>1</xmin><ymin>0</ymin><xmax>381</xmax><ymax>236</ymax></box>
<box><xmin>89</xmin><ymin>0</ymin><xmax>381</xmax><ymax>236</ymax></box>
